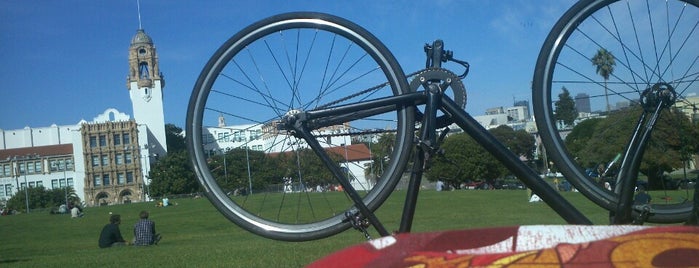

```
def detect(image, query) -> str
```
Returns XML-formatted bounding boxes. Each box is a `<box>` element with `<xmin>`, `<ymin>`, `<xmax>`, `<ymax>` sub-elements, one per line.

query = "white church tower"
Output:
<box><xmin>127</xmin><ymin>28</ymin><xmax>167</xmax><ymax>157</ymax></box>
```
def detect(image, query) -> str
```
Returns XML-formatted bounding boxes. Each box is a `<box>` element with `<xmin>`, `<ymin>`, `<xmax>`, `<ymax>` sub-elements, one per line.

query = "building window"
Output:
<box><xmin>113</xmin><ymin>134</ymin><xmax>121</xmax><ymax>145</ymax></box>
<box><xmin>101</xmin><ymin>155</ymin><xmax>109</xmax><ymax>166</ymax></box>
<box><xmin>4</xmin><ymin>184</ymin><xmax>12</xmax><ymax>197</ymax></box>
<box><xmin>126</xmin><ymin>172</ymin><xmax>134</xmax><ymax>183</ymax></box>
<box><xmin>125</xmin><ymin>153</ymin><xmax>133</xmax><ymax>164</ymax></box>
<box><xmin>115</xmin><ymin>154</ymin><xmax>124</xmax><ymax>165</ymax></box>
<box><xmin>36</xmin><ymin>181</ymin><xmax>43</xmax><ymax>187</ymax></box>
<box><xmin>67</xmin><ymin>178</ymin><xmax>73</xmax><ymax>187</ymax></box>
<box><xmin>20</xmin><ymin>182</ymin><xmax>26</xmax><ymax>189</ymax></box>
<box><xmin>103</xmin><ymin>174</ymin><xmax>110</xmax><ymax>186</ymax></box>
<box><xmin>29</xmin><ymin>182</ymin><xmax>35</xmax><ymax>188</ymax></box>
<box><xmin>66</xmin><ymin>159</ymin><xmax>74</xmax><ymax>171</ymax></box>
<box><xmin>90</xmin><ymin>136</ymin><xmax>97</xmax><ymax>148</ymax></box>
<box><xmin>27</xmin><ymin>162</ymin><xmax>35</xmax><ymax>174</ymax></box>
<box><xmin>94</xmin><ymin>175</ymin><xmax>102</xmax><ymax>186</ymax></box>
<box><xmin>250</xmin><ymin>129</ymin><xmax>262</xmax><ymax>140</ymax></box>
<box><xmin>19</xmin><ymin>163</ymin><xmax>25</xmax><ymax>175</ymax></box>
<box><xmin>92</xmin><ymin>156</ymin><xmax>100</xmax><ymax>167</ymax></box>
<box><xmin>99</xmin><ymin>135</ymin><xmax>107</xmax><ymax>147</ymax></box>
<box><xmin>34</xmin><ymin>161</ymin><xmax>42</xmax><ymax>173</ymax></box>
<box><xmin>52</xmin><ymin>179</ymin><xmax>59</xmax><ymax>189</ymax></box>
<box><xmin>58</xmin><ymin>159</ymin><xmax>65</xmax><ymax>171</ymax></box>
<box><xmin>59</xmin><ymin>179</ymin><xmax>66</xmax><ymax>188</ymax></box>
<box><xmin>2</xmin><ymin>164</ymin><xmax>8</xmax><ymax>177</ymax></box>
<box><xmin>123</xmin><ymin>133</ymin><xmax>131</xmax><ymax>145</ymax></box>
<box><xmin>117</xmin><ymin>173</ymin><xmax>125</xmax><ymax>184</ymax></box>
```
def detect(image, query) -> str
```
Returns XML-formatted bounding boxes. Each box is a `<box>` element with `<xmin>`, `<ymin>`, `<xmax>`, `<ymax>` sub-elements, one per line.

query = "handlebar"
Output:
<box><xmin>424</xmin><ymin>39</ymin><xmax>470</xmax><ymax>79</ymax></box>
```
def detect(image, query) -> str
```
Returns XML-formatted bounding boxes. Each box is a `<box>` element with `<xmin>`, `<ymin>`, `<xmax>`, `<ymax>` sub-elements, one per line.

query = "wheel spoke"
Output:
<box><xmin>186</xmin><ymin>12</ymin><xmax>412</xmax><ymax>240</ymax></box>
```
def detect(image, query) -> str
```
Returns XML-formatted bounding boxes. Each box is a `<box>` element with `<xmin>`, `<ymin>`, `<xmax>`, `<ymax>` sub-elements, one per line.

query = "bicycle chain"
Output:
<box><xmin>315</xmin><ymin>70</ymin><xmax>424</xmax><ymax>110</ymax></box>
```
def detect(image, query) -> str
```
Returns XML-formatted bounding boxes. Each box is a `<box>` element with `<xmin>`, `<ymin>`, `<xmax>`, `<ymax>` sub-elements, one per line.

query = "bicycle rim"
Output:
<box><xmin>186</xmin><ymin>12</ymin><xmax>413</xmax><ymax>241</ymax></box>
<box><xmin>533</xmin><ymin>0</ymin><xmax>699</xmax><ymax>223</ymax></box>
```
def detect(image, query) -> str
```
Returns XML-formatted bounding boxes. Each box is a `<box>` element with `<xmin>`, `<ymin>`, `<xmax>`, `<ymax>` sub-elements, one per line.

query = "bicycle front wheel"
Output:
<box><xmin>186</xmin><ymin>12</ymin><xmax>414</xmax><ymax>241</ymax></box>
<box><xmin>533</xmin><ymin>0</ymin><xmax>699</xmax><ymax>222</ymax></box>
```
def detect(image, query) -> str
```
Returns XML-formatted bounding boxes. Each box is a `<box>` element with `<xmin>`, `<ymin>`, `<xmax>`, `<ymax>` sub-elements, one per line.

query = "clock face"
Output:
<box><xmin>138</xmin><ymin>48</ymin><xmax>147</xmax><ymax>56</ymax></box>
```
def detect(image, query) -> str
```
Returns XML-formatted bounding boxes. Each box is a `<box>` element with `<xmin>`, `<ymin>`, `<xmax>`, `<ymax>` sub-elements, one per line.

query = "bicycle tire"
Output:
<box><xmin>186</xmin><ymin>12</ymin><xmax>414</xmax><ymax>241</ymax></box>
<box><xmin>533</xmin><ymin>0</ymin><xmax>699</xmax><ymax>223</ymax></box>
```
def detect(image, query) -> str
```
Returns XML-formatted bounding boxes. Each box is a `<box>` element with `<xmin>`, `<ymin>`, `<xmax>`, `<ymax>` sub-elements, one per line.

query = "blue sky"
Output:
<box><xmin>0</xmin><ymin>0</ymin><xmax>575</xmax><ymax>130</ymax></box>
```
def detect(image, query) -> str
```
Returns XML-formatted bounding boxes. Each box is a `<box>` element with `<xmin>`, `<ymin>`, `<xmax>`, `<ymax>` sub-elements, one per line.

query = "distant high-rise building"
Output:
<box><xmin>513</xmin><ymin>100</ymin><xmax>530</xmax><ymax>120</ymax></box>
<box><xmin>485</xmin><ymin>106</ymin><xmax>505</xmax><ymax>115</ymax></box>
<box><xmin>575</xmin><ymin>93</ymin><xmax>591</xmax><ymax>113</ymax></box>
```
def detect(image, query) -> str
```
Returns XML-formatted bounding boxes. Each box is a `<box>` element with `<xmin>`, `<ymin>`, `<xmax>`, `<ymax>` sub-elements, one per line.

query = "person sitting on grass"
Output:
<box><xmin>98</xmin><ymin>214</ymin><xmax>128</xmax><ymax>248</ymax></box>
<box><xmin>133</xmin><ymin>210</ymin><xmax>162</xmax><ymax>246</ymax></box>
<box><xmin>633</xmin><ymin>186</ymin><xmax>652</xmax><ymax>205</ymax></box>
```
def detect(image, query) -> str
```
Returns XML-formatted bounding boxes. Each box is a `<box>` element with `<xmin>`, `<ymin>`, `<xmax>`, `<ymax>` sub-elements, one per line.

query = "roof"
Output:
<box><xmin>131</xmin><ymin>29</ymin><xmax>153</xmax><ymax>45</ymax></box>
<box><xmin>0</xmin><ymin>144</ymin><xmax>73</xmax><ymax>161</ymax></box>
<box><xmin>325</xmin><ymin>144</ymin><xmax>372</xmax><ymax>162</ymax></box>
<box><xmin>268</xmin><ymin>143</ymin><xmax>373</xmax><ymax>162</ymax></box>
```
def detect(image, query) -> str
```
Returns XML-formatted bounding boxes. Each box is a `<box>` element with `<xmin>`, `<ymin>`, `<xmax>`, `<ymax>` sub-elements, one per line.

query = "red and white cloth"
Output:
<box><xmin>309</xmin><ymin>225</ymin><xmax>699</xmax><ymax>267</ymax></box>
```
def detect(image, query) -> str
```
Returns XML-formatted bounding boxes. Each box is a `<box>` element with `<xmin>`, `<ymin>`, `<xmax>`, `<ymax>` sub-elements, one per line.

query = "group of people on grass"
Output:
<box><xmin>98</xmin><ymin>210</ymin><xmax>162</xmax><ymax>248</ymax></box>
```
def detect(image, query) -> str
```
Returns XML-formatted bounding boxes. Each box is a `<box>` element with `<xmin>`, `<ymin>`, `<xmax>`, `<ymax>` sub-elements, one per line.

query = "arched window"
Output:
<box><xmin>139</xmin><ymin>62</ymin><xmax>150</xmax><ymax>79</ymax></box>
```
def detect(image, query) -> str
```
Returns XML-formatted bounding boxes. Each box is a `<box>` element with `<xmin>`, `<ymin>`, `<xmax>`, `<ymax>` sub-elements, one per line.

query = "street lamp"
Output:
<box><xmin>63</xmin><ymin>168</ymin><xmax>68</xmax><ymax>207</ymax></box>
<box><xmin>223</xmin><ymin>149</ymin><xmax>228</xmax><ymax>183</ymax></box>
<box><xmin>244</xmin><ymin>145</ymin><xmax>252</xmax><ymax>195</ymax></box>
<box><xmin>12</xmin><ymin>155</ymin><xmax>37</xmax><ymax>213</ymax></box>
<box><xmin>139</xmin><ymin>144</ymin><xmax>156</xmax><ymax>202</ymax></box>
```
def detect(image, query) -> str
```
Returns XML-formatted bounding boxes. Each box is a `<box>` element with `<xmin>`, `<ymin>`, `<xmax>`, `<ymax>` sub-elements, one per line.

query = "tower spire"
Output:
<box><xmin>137</xmin><ymin>0</ymin><xmax>143</xmax><ymax>29</ymax></box>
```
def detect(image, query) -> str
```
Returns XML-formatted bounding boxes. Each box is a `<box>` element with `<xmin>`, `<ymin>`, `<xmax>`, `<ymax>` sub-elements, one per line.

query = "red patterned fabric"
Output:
<box><xmin>309</xmin><ymin>225</ymin><xmax>699</xmax><ymax>267</ymax></box>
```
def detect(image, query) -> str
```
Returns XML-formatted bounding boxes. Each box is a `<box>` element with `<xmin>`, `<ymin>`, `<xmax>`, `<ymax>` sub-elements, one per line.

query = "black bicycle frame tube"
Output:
<box><xmin>304</xmin><ymin>92</ymin><xmax>423</xmax><ymax>129</ymax></box>
<box><xmin>399</xmin><ymin>83</ymin><xmax>442</xmax><ymax>233</ymax></box>
<box><xmin>292</xmin><ymin>122</ymin><xmax>391</xmax><ymax>236</ymax></box>
<box><xmin>441</xmin><ymin>97</ymin><xmax>592</xmax><ymax>224</ymax></box>
<box><xmin>613</xmin><ymin>102</ymin><xmax>664</xmax><ymax>224</ymax></box>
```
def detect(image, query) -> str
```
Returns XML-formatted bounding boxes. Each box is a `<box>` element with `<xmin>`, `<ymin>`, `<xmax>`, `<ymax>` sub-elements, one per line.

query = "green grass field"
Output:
<box><xmin>0</xmin><ymin>189</ymin><xmax>653</xmax><ymax>267</ymax></box>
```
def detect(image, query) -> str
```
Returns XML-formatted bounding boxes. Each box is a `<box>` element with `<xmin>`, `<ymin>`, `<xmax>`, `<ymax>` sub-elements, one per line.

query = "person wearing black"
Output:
<box><xmin>633</xmin><ymin>186</ymin><xmax>652</xmax><ymax>205</ymax></box>
<box><xmin>98</xmin><ymin>214</ymin><xmax>127</xmax><ymax>248</ymax></box>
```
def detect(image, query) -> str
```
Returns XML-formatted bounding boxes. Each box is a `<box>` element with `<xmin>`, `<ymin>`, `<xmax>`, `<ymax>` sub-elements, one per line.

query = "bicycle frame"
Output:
<box><xmin>279</xmin><ymin>40</ymin><xmax>592</xmax><ymax>237</ymax></box>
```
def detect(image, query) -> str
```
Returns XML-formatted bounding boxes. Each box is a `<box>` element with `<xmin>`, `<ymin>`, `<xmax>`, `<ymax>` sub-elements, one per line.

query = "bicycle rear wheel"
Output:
<box><xmin>533</xmin><ymin>0</ymin><xmax>699</xmax><ymax>223</ymax></box>
<box><xmin>186</xmin><ymin>12</ymin><xmax>413</xmax><ymax>241</ymax></box>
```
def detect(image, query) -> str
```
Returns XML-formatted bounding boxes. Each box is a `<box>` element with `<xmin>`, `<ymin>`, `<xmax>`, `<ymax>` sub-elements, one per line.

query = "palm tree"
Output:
<box><xmin>592</xmin><ymin>48</ymin><xmax>616</xmax><ymax>112</ymax></box>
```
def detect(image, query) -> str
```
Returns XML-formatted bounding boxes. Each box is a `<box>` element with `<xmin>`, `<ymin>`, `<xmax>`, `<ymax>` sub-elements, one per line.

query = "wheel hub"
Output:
<box><xmin>640</xmin><ymin>82</ymin><xmax>676</xmax><ymax>112</ymax></box>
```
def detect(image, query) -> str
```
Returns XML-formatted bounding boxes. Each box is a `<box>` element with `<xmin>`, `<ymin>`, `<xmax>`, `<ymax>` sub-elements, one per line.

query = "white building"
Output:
<box><xmin>0</xmin><ymin>28</ymin><xmax>166</xmax><ymax>207</ymax></box>
<box><xmin>202</xmin><ymin>117</ymin><xmax>375</xmax><ymax>191</ymax></box>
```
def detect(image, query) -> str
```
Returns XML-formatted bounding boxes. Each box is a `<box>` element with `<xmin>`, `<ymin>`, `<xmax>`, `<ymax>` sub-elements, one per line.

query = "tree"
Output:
<box><xmin>564</xmin><ymin>118</ymin><xmax>603</xmax><ymax>163</ymax></box>
<box><xmin>555</xmin><ymin>87</ymin><xmax>578</xmax><ymax>126</ymax></box>
<box><xmin>426</xmin><ymin>133</ymin><xmax>501</xmax><ymax>188</ymax></box>
<box><xmin>207</xmin><ymin>148</ymin><xmax>285</xmax><ymax>192</ymax></box>
<box><xmin>6</xmin><ymin>186</ymin><xmax>80</xmax><ymax>212</ymax></box>
<box><xmin>165</xmin><ymin>123</ymin><xmax>187</xmax><ymax>152</ymax></box>
<box><xmin>489</xmin><ymin>125</ymin><xmax>536</xmax><ymax>159</ymax></box>
<box><xmin>592</xmin><ymin>48</ymin><xmax>616</xmax><ymax>112</ymax></box>
<box><xmin>271</xmin><ymin>148</ymin><xmax>344</xmax><ymax>188</ymax></box>
<box><xmin>366</xmin><ymin>133</ymin><xmax>396</xmax><ymax>179</ymax></box>
<box><xmin>565</xmin><ymin>106</ymin><xmax>699</xmax><ymax>189</ymax></box>
<box><xmin>148</xmin><ymin>124</ymin><xmax>198</xmax><ymax>197</ymax></box>
<box><xmin>148</xmin><ymin>150</ymin><xmax>199</xmax><ymax>197</ymax></box>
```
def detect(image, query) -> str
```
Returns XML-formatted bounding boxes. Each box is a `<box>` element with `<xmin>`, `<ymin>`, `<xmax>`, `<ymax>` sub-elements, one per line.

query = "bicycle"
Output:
<box><xmin>186</xmin><ymin>0</ymin><xmax>699</xmax><ymax>241</ymax></box>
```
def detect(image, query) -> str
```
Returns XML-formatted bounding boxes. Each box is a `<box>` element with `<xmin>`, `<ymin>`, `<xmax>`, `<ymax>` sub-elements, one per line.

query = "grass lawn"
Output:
<box><xmin>0</xmin><ymin>189</ymin><xmax>623</xmax><ymax>267</ymax></box>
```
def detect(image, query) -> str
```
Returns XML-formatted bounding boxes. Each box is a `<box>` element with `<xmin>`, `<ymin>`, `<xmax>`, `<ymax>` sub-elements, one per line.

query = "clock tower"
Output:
<box><xmin>127</xmin><ymin>29</ymin><xmax>167</xmax><ymax>156</ymax></box>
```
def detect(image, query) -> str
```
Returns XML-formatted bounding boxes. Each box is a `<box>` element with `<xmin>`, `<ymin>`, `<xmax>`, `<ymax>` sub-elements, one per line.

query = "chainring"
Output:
<box><xmin>409</xmin><ymin>68</ymin><xmax>467</xmax><ymax>128</ymax></box>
